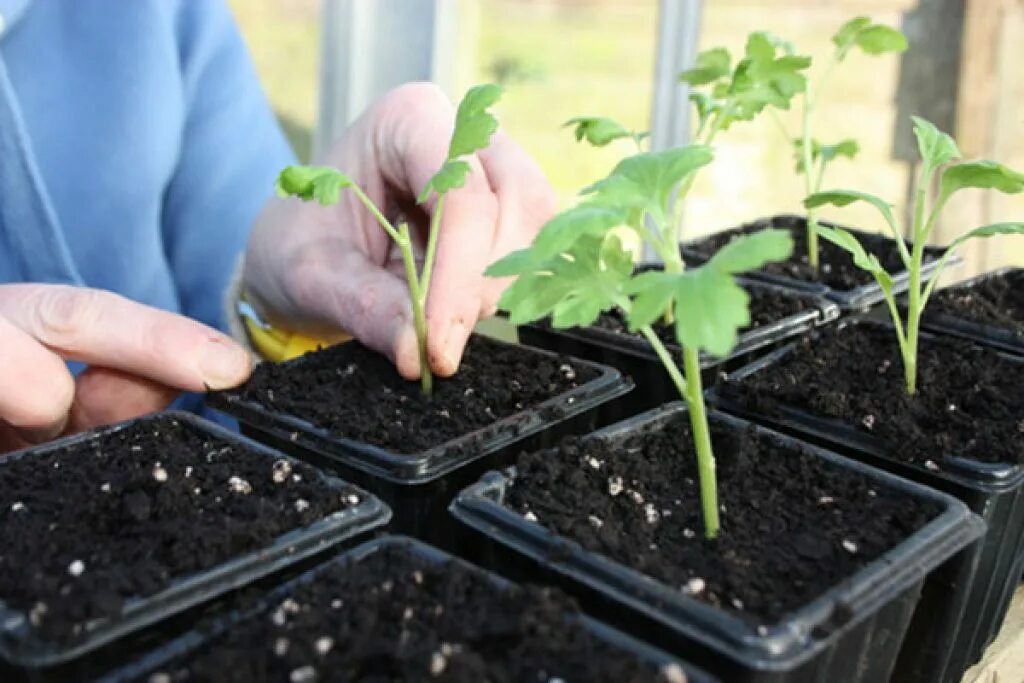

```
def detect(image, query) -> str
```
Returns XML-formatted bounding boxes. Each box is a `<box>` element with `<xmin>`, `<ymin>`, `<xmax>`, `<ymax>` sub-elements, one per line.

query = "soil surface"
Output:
<box><xmin>928</xmin><ymin>269</ymin><xmax>1024</xmax><ymax>339</ymax></box>
<box><xmin>722</xmin><ymin>323</ymin><xmax>1024</xmax><ymax>466</ymax></box>
<box><xmin>0</xmin><ymin>415</ymin><xmax>358</xmax><ymax>645</ymax></box>
<box><xmin>593</xmin><ymin>283</ymin><xmax>813</xmax><ymax>349</ymax></box>
<box><xmin>229</xmin><ymin>336</ymin><xmax>598</xmax><ymax>454</ymax></box>
<box><xmin>137</xmin><ymin>543</ymin><xmax>683</xmax><ymax>682</ymax></box>
<box><xmin>685</xmin><ymin>216</ymin><xmax>945</xmax><ymax>292</ymax></box>
<box><xmin>507</xmin><ymin>411</ymin><xmax>941</xmax><ymax>625</ymax></box>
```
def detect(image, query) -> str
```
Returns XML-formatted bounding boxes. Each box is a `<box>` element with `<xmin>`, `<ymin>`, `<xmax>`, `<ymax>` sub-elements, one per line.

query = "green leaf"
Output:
<box><xmin>795</xmin><ymin>138</ymin><xmax>860</xmax><ymax>173</ymax></box>
<box><xmin>690</xmin><ymin>92</ymin><xmax>720</xmax><ymax>132</ymax></box>
<box><xmin>564</xmin><ymin>117</ymin><xmax>639</xmax><ymax>147</ymax></box>
<box><xmin>531</xmin><ymin>203</ymin><xmax>631</xmax><ymax>259</ymax></box>
<box><xmin>719</xmin><ymin>32</ymin><xmax>811</xmax><ymax>127</ymax></box>
<box><xmin>679</xmin><ymin>47</ymin><xmax>731</xmax><ymax>86</ymax></box>
<box><xmin>804</xmin><ymin>189</ymin><xmax>898</xmax><ymax>231</ymax></box>
<box><xmin>583</xmin><ymin>145</ymin><xmax>714</xmax><ymax>216</ymax></box>
<box><xmin>276</xmin><ymin>166</ymin><xmax>353</xmax><ymax>205</ymax></box>
<box><xmin>416</xmin><ymin>160</ymin><xmax>471</xmax><ymax>202</ymax></box>
<box><xmin>816</xmin><ymin>226</ymin><xmax>894</xmax><ymax>293</ymax></box>
<box><xmin>623</xmin><ymin>270</ymin><xmax>678</xmax><ymax>330</ymax></box>
<box><xmin>707</xmin><ymin>228</ymin><xmax>794</xmax><ymax>274</ymax></box>
<box><xmin>419</xmin><ymin>83</ymin><xmax>503</xmax><ymax>202</ymax></box>
<box><xmin>854</xmin><ymin>25</ymin><xmax>908</xmax><ymax>54</ymax></box>
<box><xmin>495</xmin><ymin>235</ymin><xmax>632</xmax><ymax>327</ymax></box>
<box><xmin>484</xmin><ymin>247</ymin><xmax>542</xmax><ymax>278</ymax></box>
<box><xmin>944</xmin><ymin>222</ymin><xmax>1024</xmax><ymax>253</ymax></box>
<box><xmin>833</xmin><ymin>17</ymin><xmax>906</xmax><ymax>58</ymax></box>
<box><xmin>939</xmin><ymin>161</ymin><xmax>1024</xmax><ymax>203</ymax></box>
<box><xmin>912</xmin><ymin>116</ymin><xmax>961</xmax><ymax>170</ymax></box>
<box><xmin>447</xmin><ymin>83</ymin><xmax>503</xmax><ymax>158</ymax></box>
<box><xmin>673</xmin><ymin>266</ymin><xmax>751</xmax><ymax>357</ymax></box>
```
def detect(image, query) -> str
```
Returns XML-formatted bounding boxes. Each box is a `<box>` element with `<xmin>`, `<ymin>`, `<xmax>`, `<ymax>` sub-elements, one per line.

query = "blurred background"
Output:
<box><xmin>228</xmin><ymin>0</ymin><xmax>1023</xmax><ymax>276</ymax></box>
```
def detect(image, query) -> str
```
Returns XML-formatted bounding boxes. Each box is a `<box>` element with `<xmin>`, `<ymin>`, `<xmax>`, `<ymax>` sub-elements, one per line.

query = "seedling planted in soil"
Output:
<box><xmin>275</xmin><ymin>84</ymin><xmax>503</xmax><ymax>394</ymax></box>
<box><xmin>489</xmin><ymin>146</ymin><xmax>792</xmax><ymax>539</ymax></box>
<box><xmin>806</xmin><ymin>116</ymin><xmax>1024</xmax><ymax>394</ymax></box>
<box><xmin>773</xmin><ymin>16</ymin><xmax>906</xmax><ymax>270</ymax></box>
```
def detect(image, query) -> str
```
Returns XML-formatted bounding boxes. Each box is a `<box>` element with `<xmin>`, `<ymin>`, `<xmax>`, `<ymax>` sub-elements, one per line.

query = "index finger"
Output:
<box><xmin>0</xmin><ymin>285</ymin><xmax>252</xmax><ymax>392</ymax></box>
<box><xmin>374</xmin><ymin>83</ymin><xmax>500</xmax><ymax>376</ymax></box>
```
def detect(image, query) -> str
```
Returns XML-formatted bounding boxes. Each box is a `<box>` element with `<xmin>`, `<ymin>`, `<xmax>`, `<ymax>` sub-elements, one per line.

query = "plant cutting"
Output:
<box><xmin>488</xmin><ymin>142</ymin><xmax>794</xmax><ymax>538</ymax></box>
<box><xmin>772</xmin><ymin>16</ymin><xmax>907</xmax><ymax>270</ymax></box>
<box><xmin>805</xmin><ymin>115</ymin><xmax>1024</xmax><ymax>394</ymax></box>
<box><xmin>274</xmin><ymin>83</ymin><xmax>504</xmax><ymax>394</ymax></box>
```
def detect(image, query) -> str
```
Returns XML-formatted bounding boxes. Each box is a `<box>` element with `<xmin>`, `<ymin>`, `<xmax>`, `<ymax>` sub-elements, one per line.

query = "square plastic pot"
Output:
<box><xmin>450</xmin><ymin>404</ymin><xmax>982</xmax><ymax>683</ymax></box>
<box><xmin>210</xmin><ymin>336</ymin><xmax>632</xmax><ymax>548</ymax></box>
<box><xmin>98</xmin><ymin>536</ymin><xmax>717</xmax><ymax>683</ymax></box>
<box><xmin>517</xmin><ymin>277</ymin><xmax>838</xmax><ymax>425</ymax></box>
<box><xmin>710</xmin><ymin>325</ymin><xmax>1024</xmax><ymax>683</ymax></box>
<box><xmin>917</xmin><ymin>267</ymin><xmax>1024</xmax><ymax>356</ymax></box>
<box><xmin>680</xmin><ymin>215</ymin><xmax>951</xmax><ymax>311</ymax></box>
<box><xmin>0</xmin><ymin>412</ymin><xmax>391</xmax><ymax>669</ymax></box>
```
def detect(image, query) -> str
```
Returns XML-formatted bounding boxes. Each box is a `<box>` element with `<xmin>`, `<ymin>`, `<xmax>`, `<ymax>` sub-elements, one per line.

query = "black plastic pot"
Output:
<box><xmin>0</xmin><ymin>412</ymin><xmax>391</xmax><ymax>669</ymax></box>
<box><xmin>918</xmin><ymin>267</ymin><xmax>1024</xmax><ymax>355</ymax></box>
<box><xmin>99</xmin><ymin>536</ymin><xmax>717</xmax><ymax>683</ymax></box>
<box><xmin>710</xmin><ymin>327</ymin><xmax>1024</xmax><ymax>683</ymax></box>
<box><xmin>450</xmin><ymin>404</ymin><xmax>982</xmax><ymax>683</ymax></box>
<box><xmin>681</xmin><ymin>215</ymin><xmax>950</xmax><ymax>311</ymax></box>
<box><xmin>211</xmin><ymin>336</ymin><xmax>632</xmax><ymax>548</ymax></box>
<box><xmin>517</xmin><ymin>278</ymin><xmax>838</xmax><ymax>424</ymax></box>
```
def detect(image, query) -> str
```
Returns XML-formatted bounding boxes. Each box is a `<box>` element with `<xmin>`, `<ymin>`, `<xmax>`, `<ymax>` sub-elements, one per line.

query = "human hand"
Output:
<box><xmin>0</xmin><ymin>284</ymin><xmax>252</xmax><ymax>452</ymax></box>
<box><xmin>243</xmin><ymin>82</ymin><xmax>558</xmax><ymax>380</ymax></box>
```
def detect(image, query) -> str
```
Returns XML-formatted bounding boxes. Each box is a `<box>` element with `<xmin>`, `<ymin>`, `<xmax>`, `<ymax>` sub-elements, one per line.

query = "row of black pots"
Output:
<box><xmin>0</xmin><ymin>218</ymin><xmax>1017</xmax><ymax>681</ymax></box>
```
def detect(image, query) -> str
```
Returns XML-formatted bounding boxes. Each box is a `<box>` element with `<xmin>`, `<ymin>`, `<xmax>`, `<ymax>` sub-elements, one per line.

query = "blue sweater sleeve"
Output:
<box><xmin>161</xmin><ymin>0</ymin><xmax>296</xmax><ymax>332</ymax></box>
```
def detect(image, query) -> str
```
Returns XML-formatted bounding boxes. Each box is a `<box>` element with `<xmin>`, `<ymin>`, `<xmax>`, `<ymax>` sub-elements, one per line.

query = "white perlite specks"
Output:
<box><xmin>68</xmin><ymin>560</ymin><xmax>85</xmax><ymax>577</ymax></box>
<box><xmin>842</xmin><ymin>539</ymin><xmax>858</xmax><ymax>554</ymax></box>
<box><xmin>607</xmin><ymin>476</ymin><xmax>624</xmax><ymax>497</ymax></box>
<box><xmin>148</xmin><ymin>673</ymin><xmax>172</xmax><ymax>683</ymax></box>
<box><xmin>588</xmin><ymin>515</ymin><xmax>603</xmax><ymax>529</ymax></box>
<box><xmin>524</xmin><ymin>511</ymin><xmax>538</xmax><ymax>522</ymax></box>
<box><xmin>294</xmin><ymin>499</ymin><xmax>310</xmax><ymax>513</ymax></box>
<box><xmin>152</xmin><ymin>464</ymin><xmax>168</xmax><ymax>482</ymax></box>
<box><xmin>683</xmin><ymin>577</ymin><xmax>705</xmax><ymax>595</ymax></box>
<box><xmin>272</xmin><ymin>460</ymin><xmax>292</xmax><ymax>483</ymax></box>
<box><xmin>10</xmin><ymin>502</ymin><xmax>25</xmax><ymax>512</ymax></box>
<box><xmin>315</xmin><ymin>636</ymin><xmax>334</xmax><ymax>655</ymax></box>
<box><xmin>290</xmin><ymin>665</ymin><xmax>317</xmax><ymax>683</ymax></box>
<box><xmin>661</xmin><ymin>662</ymin><xmax>688</xmax><ymax>683</ymax></box>
<box><xmin>228</xmin><ymin>476</ymin><xmax>253</xmax><ymax>495</ymax></box>
<box><xmin>429</xmin><ymin>651</ymin><xmax>447</xmax><ymax>676</ymax></box>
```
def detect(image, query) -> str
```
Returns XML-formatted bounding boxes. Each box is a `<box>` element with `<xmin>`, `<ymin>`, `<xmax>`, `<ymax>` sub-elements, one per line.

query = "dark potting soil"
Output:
<box><xmin>723</xmin><ymin>324</ymin><xmax>1024</xmax><ymax>466</ymax></box>
<box><xmin>137</xmin><ymin>543</ymin><xmax>683</xmax><ymax>682</ymax></box>
<box><xmin>685</xmin><ymin>217</ymin><xmax>945</xmax><ymax>291</ymax></box>
<box><xmin>928</xmin><ymin>269</ymin><xmax>1024</xmax><ymax>337</ymax></box>
<box><xmin>231</xmin><ymin>335</ymin><xmax>598</xmax><ymax>454</ymax></box>
<box><xmin>593</xmin><ymin>284</ymin><xmax>812</xmax><ymax>348</ymax></box>
<box><xmin>0</xmin><ymin>415</ymin><xmax>358</xmax><ymax>644</ymax></box>
<box><xmin>507</xmin><ymin>412</ymin><xmax>941</xmax><ymax>625</ymax></box>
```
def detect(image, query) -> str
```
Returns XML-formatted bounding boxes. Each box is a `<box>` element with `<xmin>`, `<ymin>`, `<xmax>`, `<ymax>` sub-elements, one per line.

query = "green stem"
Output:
<box><xmin>398</xmin><ymin>223</ymin><xmax>432</xmax><ymax>395</ymax></box>
<box><xmin>902</xmin><ymin>164</ymin><xmax>934</xmax><ymax>396</ymax></box>
<box><xmin>800</xmin><ymin>87</ymin><xmax>819</xmax><ymax>271</ymax></box>
<box><xmin>349</xmin><ymin>184</ymin><xmax>402</xmax><ymax>243</ymax></box>
<box><xmin>419</xmin><ymin>195</ymin><xmax>445</xmax><ymax>299</ymax></box>
<box><xmin>638</xmin><ymin>326</ymin><xmax>718</xmax><ymax>538</ymax></box>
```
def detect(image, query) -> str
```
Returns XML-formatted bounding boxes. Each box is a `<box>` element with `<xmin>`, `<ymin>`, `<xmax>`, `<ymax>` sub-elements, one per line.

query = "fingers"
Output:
<box><xmin>281</xmin><ymin>249</ymin><xmax>423</xmax><ymax>380</ymax></box>
<box><xmin>475</xmin><ymin>131</ymin><xmax>559</xmax><ymax>317</ymax></box>
<box><xmin>66</xmin><ymin>367</ymin><xmax>180</xmax><ymax>434</ymax></box>
<box><xmin>0</xmin><ymin>285</ymin><xmax>251</xmax><ymax>391</ymax></box>
<box><xmin>374</xmin><ymin>83</ymin><xmax>500</xmax><ymax>376</ymax></box>
<box><xmin>0</xmin><ymin>313</ymin><xmax>75</xmax><ymax>444</ymax></box>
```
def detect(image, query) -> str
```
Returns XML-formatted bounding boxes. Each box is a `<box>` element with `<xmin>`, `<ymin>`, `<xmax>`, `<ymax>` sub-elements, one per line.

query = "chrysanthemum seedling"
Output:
<box><xmin>488</xmin><ymin>145</ymin><xmax>793</xmax><ymax>539</ymax></box>
<box><xmin>806</xmin><ymin>116</ymin><xmax>1024</xmax><ymax>395</ymax></box>
<box><xmin>775</xmin><ymin>17</ymin><xmax>906</xmax><ymax>270</ymax></box>
<box><xmin>275</xmin><ymin>84</ymin><xmax>503</xmax><ymax>394</ymax></box>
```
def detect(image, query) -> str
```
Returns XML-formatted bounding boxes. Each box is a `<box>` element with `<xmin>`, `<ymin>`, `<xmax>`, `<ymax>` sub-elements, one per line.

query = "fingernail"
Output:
<box><xmin>440</xmin><ymin>319</ymin><xmax>472</xmax><ymax>375</ymax></box>
<box><xmin>199</xmin><ymin>337</ymin><xmax>252</xmax><ymax>390</ymax></box>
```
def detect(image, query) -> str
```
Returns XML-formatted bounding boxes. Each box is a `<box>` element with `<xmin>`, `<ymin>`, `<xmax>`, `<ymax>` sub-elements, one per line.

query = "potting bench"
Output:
<box><xmin>963</xmin><ymin>586</ymin><xmax>1024</xmax><ymax>682</ymax></box>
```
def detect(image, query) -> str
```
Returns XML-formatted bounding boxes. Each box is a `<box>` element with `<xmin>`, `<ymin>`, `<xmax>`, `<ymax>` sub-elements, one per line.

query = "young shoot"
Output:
<box><xmin>806</xmin><ymin>116</ymin><xmax>1024</xmax><ymax>395</ymax></box>
<box><xmin>275</xmin><ymin>84</ymin><xmax>503</xmax><ymax>395</ymax></box>
<box><xmin>780</xmin><ymin>17</ymin><xmax>906</xmax><ymax>270</ymax></box>
<box><xmin>566</xmin><ymin>32</ymin><xmax>810</xmax><ymax>253</ymax></box>
<box><xmin>487</xmin><ymin>144</ymin><xmax>793</xmax><ymax>539</ymax></box>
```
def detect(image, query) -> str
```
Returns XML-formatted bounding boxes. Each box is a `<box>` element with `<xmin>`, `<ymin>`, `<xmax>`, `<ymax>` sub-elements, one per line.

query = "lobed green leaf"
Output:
<box><xmin>795</xmin><ymin>138</ymin><xmax>860</xmax><ymax>173</ymax></box>
<box><xmin>416</xmin><ymin>160</ymin><xmax>471</xmax><ymax>203</ymax></box>
<box><xmin>944</xmin><ymin>222</ymin><xmax>1024</xmax><ymax>253</ymax></box>
<box><xmin>679</xmin><ymin>47</ymin><xmax>732</xmax><ymax>86</ymax></box>
<box><xmin>276</xmin><ymin>166</ymin><xmax>353</xmax><ymax>205</ymax></box>
<box><xmin>673</xmin><ymin>266</ymin><xmax>751</xmax><ymax>357</ymax></box>
<box><xmin>816</xmin><ymin>226</ymin><xmax>894</xmax><ymax>292</ymax></box>
<box><xmin>530</xmin><ymin>203</ymin><xmax>631</xmax><ymax>259</ymax></box>
<box><xmin>707</xmin><ymin>228</ymin><xmax>794</xmax><ymax>274</ymax></box>
<box><xmin>912</xmin><ymin>116</ymin><xmax>961</xmax><ymax>171</ymax></box>
<box><xmin>805</xmin><ymin>189</ymin><xmax>898</xmax><ymax>231</ymax></box>
<box><xmin>564</xmin><ymin>116</ymin><xmax>637</xmax><ymax>147</ymax></box>
<box><xmin>939</xmin><ymin>161</ymin><xmax>1024</xmax><ymax>204</ymax></box>
<box><xmin>583</xmin><ymin>145</ymin><xmax>714</xmax><ymax>217</ymax></box>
